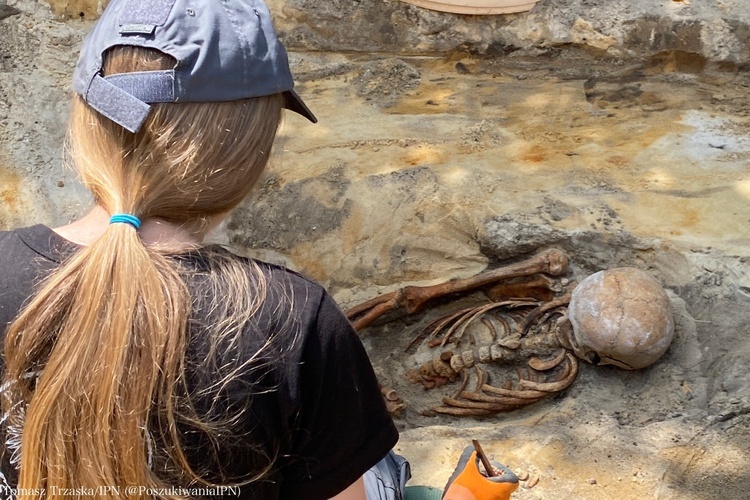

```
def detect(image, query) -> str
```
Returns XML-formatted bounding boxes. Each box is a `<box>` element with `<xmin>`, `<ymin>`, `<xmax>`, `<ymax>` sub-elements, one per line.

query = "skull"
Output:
<box><xmin>564</xmin><ymin>267</ymin><xmax>674</xmax><ymax>370</ymax></box>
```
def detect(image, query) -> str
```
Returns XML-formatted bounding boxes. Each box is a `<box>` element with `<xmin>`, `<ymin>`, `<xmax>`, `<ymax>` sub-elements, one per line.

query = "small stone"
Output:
<box><xmin>588</xmin><ymin>478</ymin><xmax>597</xmax><ymax>485</ymax></box>
<box><xmin>57</xmin><ymin>180</ymin><xmax>65</xmax><ymax>188</ymax></box>
<box><xmin>0</xmin><ymin>5</ymin><xmax>20</xmax><ymax>21</ymax></box>
<box><xmin>455</xmin><ymin>62</ymin><xmax>470</xmax><ymax>75</ymax></box>
<box><xmin>516</xmin><ymin>470</ymin><xmax>529</xmax><ymax>481</ymax></box>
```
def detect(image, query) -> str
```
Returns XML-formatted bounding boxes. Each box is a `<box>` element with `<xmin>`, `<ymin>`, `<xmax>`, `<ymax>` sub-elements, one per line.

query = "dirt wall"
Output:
<box><xmin>1</xmin><ymin>0</ymin><xmax>748</xmax><ymax>228</ymax></box>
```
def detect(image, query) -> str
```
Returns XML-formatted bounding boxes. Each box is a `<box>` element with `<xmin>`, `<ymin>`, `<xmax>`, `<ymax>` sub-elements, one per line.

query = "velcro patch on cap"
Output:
<box><xmin>119</xmin><ymin>0</ymin><xmax>176</xmax><ymax>34</ymax></box>
<box><xmin>120</xmin><ymin>24</ymin><xmax>157</xmax><ymax>35</ymax></box>
<box><xmin>87</xmin><ymin>75</ymin><xmax>152</xmax><ymax>133</ymax></box>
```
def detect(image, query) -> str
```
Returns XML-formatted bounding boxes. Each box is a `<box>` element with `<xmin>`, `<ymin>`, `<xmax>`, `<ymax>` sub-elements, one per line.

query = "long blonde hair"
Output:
<box><xmin>1</xmin><ymin>47</ymin><xmax>284</xmax><ymax>498</ymax></box>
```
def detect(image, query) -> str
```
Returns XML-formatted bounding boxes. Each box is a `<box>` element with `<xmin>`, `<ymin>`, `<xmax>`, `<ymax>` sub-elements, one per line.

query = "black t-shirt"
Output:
<box><xmin>0</xmin><ymin>225</ymin><xmax>398</xmax><ymax>499</ymax></box>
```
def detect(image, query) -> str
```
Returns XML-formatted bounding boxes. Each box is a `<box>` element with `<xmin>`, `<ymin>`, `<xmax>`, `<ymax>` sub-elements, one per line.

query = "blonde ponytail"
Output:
<box><xmin>2</xmin><ymin>46</ymin><xmax>284</xmax><ymax>498</ymax></box>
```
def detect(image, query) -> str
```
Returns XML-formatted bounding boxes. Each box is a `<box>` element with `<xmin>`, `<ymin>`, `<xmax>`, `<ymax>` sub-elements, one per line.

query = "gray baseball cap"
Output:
<box><xmin>72</xmin><ymin>0</ymin><xmax>317</xmax><ymax>133</ymax></box>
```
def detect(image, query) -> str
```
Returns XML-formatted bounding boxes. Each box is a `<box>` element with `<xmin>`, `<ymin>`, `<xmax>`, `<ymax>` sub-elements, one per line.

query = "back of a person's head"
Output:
<box><xmin>69</xmin><ymin>45</ymin><xmax>284</xmax><ymax>231</ymax></box>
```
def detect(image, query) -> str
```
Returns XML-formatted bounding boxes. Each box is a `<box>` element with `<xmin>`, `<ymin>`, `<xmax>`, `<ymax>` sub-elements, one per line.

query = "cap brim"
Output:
<box><xmin>283</xmin><ymin>89</ymin><xmax>317</xmax><ymax>123</ymax></box>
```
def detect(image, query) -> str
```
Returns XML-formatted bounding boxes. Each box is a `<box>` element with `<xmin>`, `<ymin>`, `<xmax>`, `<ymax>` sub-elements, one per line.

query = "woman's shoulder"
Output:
<box><xmin>182</xmin><ymin>244</ymin><xmax>334</xmax><ymax>331</ymax></box>
<box><xmin>197</xmin><ymin>244</ymin><xmax>327</xmax><ymax>297</ymax></box>
<box><xmin>0</xmin><ymin>224</ymin><xmax>73</xmax><ymax>262</ymax></box>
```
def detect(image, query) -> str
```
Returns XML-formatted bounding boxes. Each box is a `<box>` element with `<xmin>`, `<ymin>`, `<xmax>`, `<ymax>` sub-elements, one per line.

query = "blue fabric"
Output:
<box><xmin>87</xmin><ymin>75</ymin><xmax>151</xmax><ymax>133</ymax></box>
<box><xmin>119</xmin><ymin>0</ymin><xmax>174</xmax><ymax>27</ymax></box>
<box><xmin>106</xmin><ymin>71</ymin><xmax>175</xmax><ymax>103</ymax></box>
<box><xmin>364</xmin><ymin>451</ymin><xmax>411</xmax><ymax>500</ymax></box>
<box><xmin>71</xmin><ymin>0</ymin><xmax>316</xmax><ymax>132</ymax></box>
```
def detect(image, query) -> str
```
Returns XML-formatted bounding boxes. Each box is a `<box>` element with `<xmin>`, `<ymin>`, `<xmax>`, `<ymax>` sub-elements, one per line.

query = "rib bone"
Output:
<box><xmin>518</xmin><ymin>354</ymin><xmax>579</xmax><ymax>392</ymax></box>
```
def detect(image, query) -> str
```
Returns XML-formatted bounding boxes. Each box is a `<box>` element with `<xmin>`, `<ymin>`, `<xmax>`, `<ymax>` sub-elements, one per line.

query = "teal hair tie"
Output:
<box><xmin>109</xmin><ymin>214</ymin><xmax>141</xmax><ymax>229</ymax></box>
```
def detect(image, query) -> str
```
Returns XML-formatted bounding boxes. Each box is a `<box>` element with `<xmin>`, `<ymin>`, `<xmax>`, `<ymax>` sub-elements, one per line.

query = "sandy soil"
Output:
<box><xmin>229</xmin><ymin>51</ymin><xmax>750</xmax><ymax>499</ymax></box>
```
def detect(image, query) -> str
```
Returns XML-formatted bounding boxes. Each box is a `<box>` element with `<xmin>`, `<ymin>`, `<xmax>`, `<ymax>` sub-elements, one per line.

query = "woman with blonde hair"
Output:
<box><xmin>0</xmin><ymin>1</ymin><xmax>397</xmax><ymax>498</ymax></box>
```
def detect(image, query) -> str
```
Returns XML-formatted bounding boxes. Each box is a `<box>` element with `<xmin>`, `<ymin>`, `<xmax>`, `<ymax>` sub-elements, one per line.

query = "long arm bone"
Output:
<box><xmin>346</xmin><ymin>248</ymin><xmax>569</xmax><ymax>330</ymax></box>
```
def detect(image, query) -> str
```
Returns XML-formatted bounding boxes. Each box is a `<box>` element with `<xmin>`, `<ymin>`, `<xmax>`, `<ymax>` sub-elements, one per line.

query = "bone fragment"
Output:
<box><xmin>452</xmin><ymin>371</ymin><xmax>471</xmax><ymax>398</ymax></box>
<box><xmin>440</xmin><ymin>301</ymin><xmax>536</xmax><ymax>347</ymax></box>
<box><xmin>487</xmin><ymin>274</ymin><xmax>563</xmax><ymax>302</ymax></box>
<box><xmin>459</xmin><ymin>390</ymin><xmax>542</xmax><ymax>407</ymax></box>
<box><xmin>446</xmin><ymin>331</ymin><xmax>561</xmax><ymax>372</ymax></box>
<box><xmin>346</xmin><ymin>248</ymin><xmax>569</xmax><ymax>330</ymax></box>
<box><xmin>518</xmin><ymin>354</ymin><xmax>579</xmax><ymax>392</ymax></box>
<box><xmin>474</xmin><ymin>366</ymin><xmax>488</xmax><ymax>391</ymax></box>
<box><xmin>431</xmin><ymin>407</ymin><xmax>495</xmax><ymax>416</ymax></box>
<box><xmin>478</xmin><ymin>346</ymin><xmax>491</xmax><ymax>363</ymax></box>
<box><xmin>441</xmin><ymin>396</ymin><xmax>520</xmax><ymax>412</ymax></box>
<box><xmin>489</xmin><ymin>344</ymin><xmax>505</xmax><ymax>361</ymax></box>
<box><xmin>461</xmin><ymin>350</ymin><xmax>475</xmax><ymax>369</ymax></box>
<box><xmin>520</xmin><ymin>293</ymin><xmax>571</xmax><ymax>335</ymax></box>
<box><xmin>481</xmin><ymin>384</ymin><xmax>549</xmax><ymax>399</ymax></box>
<box><xmin>385</xmin><ymin>399</ymin><xmax>407</xmax><ymax>415</ymax></box>
<box><xmin>497</xmin><ymin>334</ymin><xmax>521</xmax><ymax>349</ymax></box>
<box><xmin>481</xmin><ymin>317</ymin><xmax>498</xmax><ymax>340</ymax></box>
<box><xmin>434</xmin><ymin>356</ymin><xmax>458</xmax><ymax>378</ymax></box>
<box><xmin>528</xmin><ymin>349</ymin><xmax>567</xmax><ymax>371</ymax></box>
<box><xmin>346</xmin><ymin>294</ymin><xmax>399</xmax><ymax>331</ymax></box>
<box><xmin>381</xmin><ymin>387</ymin><xmax>401</xmax><ymax>401</ymax></box>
